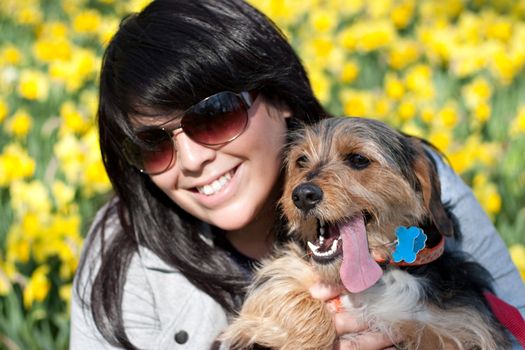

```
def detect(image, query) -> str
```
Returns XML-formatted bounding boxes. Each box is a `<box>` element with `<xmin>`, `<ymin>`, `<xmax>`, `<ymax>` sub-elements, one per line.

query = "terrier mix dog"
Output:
<box><xmin>221</xmin><ymin>117</ymin><xmax>510</xmax><ymax>350</ymax></box>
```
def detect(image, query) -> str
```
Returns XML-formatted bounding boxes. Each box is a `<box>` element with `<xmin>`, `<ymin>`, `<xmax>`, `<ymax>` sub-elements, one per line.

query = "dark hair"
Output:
<box><xmin>76</xmin><ymin>0</ymin><xmax>327</xmax><ymax>348</ymax></box>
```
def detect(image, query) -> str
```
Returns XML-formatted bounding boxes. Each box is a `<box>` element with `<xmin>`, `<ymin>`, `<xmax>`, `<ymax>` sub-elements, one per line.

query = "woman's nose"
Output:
<box><xmin>174</xmin><ymin>132</ymin><xmax>216</xmax><ymax>173</ymax></box>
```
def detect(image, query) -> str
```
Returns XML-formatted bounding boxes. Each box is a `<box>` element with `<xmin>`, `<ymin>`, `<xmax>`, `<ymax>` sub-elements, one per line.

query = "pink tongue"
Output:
<box><xmin>339</xmin><ymin>215</ymin><xmax>383</xmax><ymax>293</ymax></box>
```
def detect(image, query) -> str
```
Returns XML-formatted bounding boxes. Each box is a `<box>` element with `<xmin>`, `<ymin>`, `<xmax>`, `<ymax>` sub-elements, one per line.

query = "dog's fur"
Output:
<box><xmin>221</xmin><ymin>117</ymin><xmax>510</xmax><ymax>350</ymax></box>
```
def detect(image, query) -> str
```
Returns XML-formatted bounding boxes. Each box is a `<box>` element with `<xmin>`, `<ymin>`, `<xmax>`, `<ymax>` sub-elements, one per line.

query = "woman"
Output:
<box><xmin>70</xmin><ymin>0</ymin><xmax>525</xmax><ymax>349</ymax></box>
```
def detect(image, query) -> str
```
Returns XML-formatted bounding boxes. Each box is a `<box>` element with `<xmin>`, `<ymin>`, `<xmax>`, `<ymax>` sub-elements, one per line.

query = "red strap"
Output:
<box><xmin>484</xmin><ymin>291</ymin><xmax>525</xmax><ymax>347</ymax></box>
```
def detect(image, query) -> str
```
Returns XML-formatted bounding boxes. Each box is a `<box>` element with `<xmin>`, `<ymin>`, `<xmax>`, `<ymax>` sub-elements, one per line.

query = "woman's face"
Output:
<box><xmin>149</xmin><ymin>96</ymin><xmax>291</xmax><ymax>231</ymax></box>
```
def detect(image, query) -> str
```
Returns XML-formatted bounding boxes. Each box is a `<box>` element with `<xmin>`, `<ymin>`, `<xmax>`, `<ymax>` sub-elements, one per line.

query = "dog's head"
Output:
<box><xmin>280</xmin><ymin>117</ymin><xmax>454</xmax><ymax>288</ymax></box>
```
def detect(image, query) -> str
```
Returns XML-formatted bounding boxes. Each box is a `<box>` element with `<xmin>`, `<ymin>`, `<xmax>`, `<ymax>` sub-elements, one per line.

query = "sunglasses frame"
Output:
<box><xmin>126</xmin><ymin>91</ymin><xmax>256</xmax><ymax>175</ymax></box>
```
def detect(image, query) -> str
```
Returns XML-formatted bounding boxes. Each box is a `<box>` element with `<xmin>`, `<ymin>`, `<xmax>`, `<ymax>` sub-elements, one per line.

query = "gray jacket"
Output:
<box><xmin>70</xmin><ymin>155</ymin><xmax>525</xmax><ymax>349</ymax></box>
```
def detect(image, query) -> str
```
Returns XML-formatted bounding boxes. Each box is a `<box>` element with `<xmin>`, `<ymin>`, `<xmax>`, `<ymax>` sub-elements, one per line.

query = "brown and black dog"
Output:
<box><xmin>221</xmin><ymin>117</ymin><xmax>510</xmax><ymax>350</ymax></box>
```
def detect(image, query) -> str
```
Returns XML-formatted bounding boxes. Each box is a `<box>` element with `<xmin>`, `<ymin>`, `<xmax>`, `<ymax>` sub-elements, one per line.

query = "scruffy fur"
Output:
<box><xmin>221</xmin><ymin>117</ymin><xmax>510</xmax><ymax>350</ymax></box>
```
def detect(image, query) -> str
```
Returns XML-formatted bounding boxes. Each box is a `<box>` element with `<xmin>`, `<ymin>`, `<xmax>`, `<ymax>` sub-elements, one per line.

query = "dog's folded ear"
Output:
<box><xmin>412</xmin><ymin>142</ymin><xmax>454</xmax><ymax>237</ymax></box>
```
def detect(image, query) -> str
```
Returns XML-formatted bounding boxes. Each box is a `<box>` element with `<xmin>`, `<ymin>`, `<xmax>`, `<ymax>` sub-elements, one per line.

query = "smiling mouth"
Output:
<box><xmin>195</xmin><ymin>168</ymin><xmax>236</xmax><ymax>196</ymax></box>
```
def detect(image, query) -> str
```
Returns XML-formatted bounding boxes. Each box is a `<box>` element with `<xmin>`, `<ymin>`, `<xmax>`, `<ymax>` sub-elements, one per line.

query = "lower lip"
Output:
<box><xmin>192</xmin><ymin>165</ymin><xmax>242</xmax><ymax>207</ymax></box>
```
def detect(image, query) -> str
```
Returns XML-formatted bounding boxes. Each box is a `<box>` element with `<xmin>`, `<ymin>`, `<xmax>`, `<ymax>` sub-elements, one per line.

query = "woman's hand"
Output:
<box><xmin>310</xmin><ymin>283</ymin><xmax>396</xmax><ymax>350</ymax></box>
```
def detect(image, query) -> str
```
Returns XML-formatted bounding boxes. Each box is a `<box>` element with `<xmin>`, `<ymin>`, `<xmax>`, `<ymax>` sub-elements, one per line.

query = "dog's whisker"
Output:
<box><xmin>370</xmin><ymin>240</ymin><xmax>398</xmax><ymax>249</ymax></box>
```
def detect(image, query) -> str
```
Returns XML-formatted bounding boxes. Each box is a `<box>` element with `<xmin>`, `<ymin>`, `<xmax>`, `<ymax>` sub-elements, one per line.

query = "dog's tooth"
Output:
<box><xmin>309</xmin><ymin>237</ymin><xmax>340</xmax><ymax>258</ymax></box>
<box><xmin>329</xmin><ymin>239</ymin><xmax>338</xmax><ymax>254</ymax></box>
<box><xmin>307</xmin><ymin>241</ymin><xmax>319</xmax><ymax>253</ymax></box>
<box><xmin>319</xmin><ymin>235</ymin><xmax>325</xmax><ymax>244</ymax></box>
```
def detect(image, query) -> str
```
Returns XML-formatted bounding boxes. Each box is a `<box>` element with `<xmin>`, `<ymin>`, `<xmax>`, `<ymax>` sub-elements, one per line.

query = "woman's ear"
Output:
<box><xmin>279</xmin><ymin>102</ymin><xmax>292</xmax><ymax>119</ymax></box>
<box><xmin>272</xmin><ymin>96</ymin><xmax>292</xmax><ymax>119</ymax></box>
<box><xmin>260</xmin><ymin>95</ymin><xmax>292</xmax><ymax>119</ymax></box>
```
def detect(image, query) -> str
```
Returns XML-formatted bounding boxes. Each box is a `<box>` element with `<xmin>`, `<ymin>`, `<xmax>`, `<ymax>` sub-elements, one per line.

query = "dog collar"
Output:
<box><xmin>374</xmin><ymin>227</ymin><xmax>445</xmax><ymax>267</ymax></box>
<box><xmin>389</xmin><ymin>234</ymin><xmax>445</xmax><ymax>266</ymax></box>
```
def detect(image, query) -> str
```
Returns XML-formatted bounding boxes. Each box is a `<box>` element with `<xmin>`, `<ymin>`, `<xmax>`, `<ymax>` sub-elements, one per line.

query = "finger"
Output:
<box><xmin>335</xmin><ymin>332</ymin><xmax>395</xmax><ymax>350</ymax></box>
<box><xmin>309</xmin><ymin>283</ymin><xmax>343</xmax><ymax>301</ymax></box>
<box><xmin>333</xmin><ymin>312</ymin><xmax>368</xmax><ymax>335</ymax></box>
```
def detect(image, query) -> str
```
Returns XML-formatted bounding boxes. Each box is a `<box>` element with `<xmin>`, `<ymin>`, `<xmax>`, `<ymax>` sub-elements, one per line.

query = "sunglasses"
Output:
<box><xmin>123</xmin><ymin>91</ymin><xmax>256</xmax><ymax>175</ymax></box>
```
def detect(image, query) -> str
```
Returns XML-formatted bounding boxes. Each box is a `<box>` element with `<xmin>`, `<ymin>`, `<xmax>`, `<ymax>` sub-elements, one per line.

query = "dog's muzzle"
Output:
<box><xmin>292</xmin><ymin>183</ymin><xmax>323</xmax><ymax>212</ymax></box>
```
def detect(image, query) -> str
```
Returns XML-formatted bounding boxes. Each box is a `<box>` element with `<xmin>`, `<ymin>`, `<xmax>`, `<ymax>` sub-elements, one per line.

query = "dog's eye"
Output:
<box><xmin>345</xmin><ymin>153</ymin><xmax>370</xmax><ymax>170</ymax></box>
<box><xmin>296</xmin><ymin>155</ymin><xmax>309</xmax><ymax>168</ymax></box>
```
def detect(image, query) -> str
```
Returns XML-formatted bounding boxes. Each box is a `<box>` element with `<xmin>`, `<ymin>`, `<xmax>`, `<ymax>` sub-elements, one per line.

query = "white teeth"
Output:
<box><xmin>319</xmin><ymin>221</ymin><xmax>326</xmax><ymax>244</ymax></box>
<box><xmin>202</xmin><ymin>185</ymin><xmax>213</xmax><ymax>195</ymax></box>
<box><xmin>212</xmin><ymin>181</ymin><xmax>222</xmax><ymax>192</ymax></box>
<box><xmin>308</xmin><ymin>238</ymin><xmax>340</xmax><ymax>257</ymax></box>
<box><xmin>307</xmin><ymin>241</ymin><xmax>318</xmax><ymax>252</ymax></box>
<box><xmin>197</xmin><ymin>171</ymin><xmax>233</xmax><ymax>196</ymax></box>
<box><xmin>330</xmin><ymin>239</ymin><xmax>338</xmax><ymax>251</ymax></box>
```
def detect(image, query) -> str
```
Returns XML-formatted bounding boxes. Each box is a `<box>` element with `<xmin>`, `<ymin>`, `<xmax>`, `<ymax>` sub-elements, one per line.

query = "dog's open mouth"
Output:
<box><xmin>307</xmin><ymin>212</ymin><xmax>384</xmax><ymax>293</ymax></box>
<box><xmin>307</xmin><ymin>212</ymin><xmax>372</xmax><ymax>264</ymax></box>
<box><xmin>307</xmin><ymin>220</ymin><xmax>343</xmax><ymax>263</ymax></box>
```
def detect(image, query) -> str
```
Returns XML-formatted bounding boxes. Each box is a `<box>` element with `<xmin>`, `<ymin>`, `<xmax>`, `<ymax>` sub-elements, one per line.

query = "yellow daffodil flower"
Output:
<box><xmin>5</xmin><ymin>109</ymin><xmax>33</xmax><ymax>137</ymax></box>
<box><xmin>17</xmin><ymin>70</ymin><xmax>49</xmax><ymax>101</ymax></box>
<box><xmin>0</xmin><ymin>144</ymin><xmax>36</xmax><ymax>186</ymax></box>
<box><xmin>73</xmin><ymin>9</ymin><xmax>102</xmax><ymax>35</ymax></box>
<box><xmin>23</xmin><ymin>265</ymin><xmax>51</xmax><ymax>309</ymax></box>
<box><xmin>0</xmin><ymin>98</ymin><xmax>8</xmax><ymax>123</ymax></box>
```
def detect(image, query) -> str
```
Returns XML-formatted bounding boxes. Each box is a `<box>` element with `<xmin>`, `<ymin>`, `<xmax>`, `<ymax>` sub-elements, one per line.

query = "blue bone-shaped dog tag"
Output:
<box><xmin>392</xmin><ymin>226</ymin><xmax>427</xmax><ymax>264</ymax></box>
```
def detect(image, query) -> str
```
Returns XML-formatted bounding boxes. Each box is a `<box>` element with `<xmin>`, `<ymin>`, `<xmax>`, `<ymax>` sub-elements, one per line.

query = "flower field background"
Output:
<box><xmin>0</xmin><ymin>0</ymin><xmax>524</xmax><ymax>348</ymax></box>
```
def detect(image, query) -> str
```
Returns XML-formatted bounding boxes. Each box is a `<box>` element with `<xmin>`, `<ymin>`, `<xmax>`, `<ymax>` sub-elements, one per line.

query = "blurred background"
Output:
<box><xmin>0</xmin><ymin>0</ymin><xmax>524</xmax><ymax>348</ymax></box>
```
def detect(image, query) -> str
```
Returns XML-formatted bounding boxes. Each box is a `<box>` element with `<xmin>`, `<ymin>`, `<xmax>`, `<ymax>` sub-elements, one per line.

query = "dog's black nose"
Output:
<box><xmin>292</xmin><ymin>183</ymin><xmax>323</xmax><ymax>211</ymax></box>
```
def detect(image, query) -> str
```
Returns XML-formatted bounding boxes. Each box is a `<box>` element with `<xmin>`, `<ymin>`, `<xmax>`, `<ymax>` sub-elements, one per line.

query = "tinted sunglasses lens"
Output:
<box><xmin>135</xmin><ymin>129</ymin><xmax>175</xmax><ymax>174</ymax></box>
<box><xmin>182</xmin><ymin>92</ymin><xmax>248</xmax><ymax>145</ymax></box>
